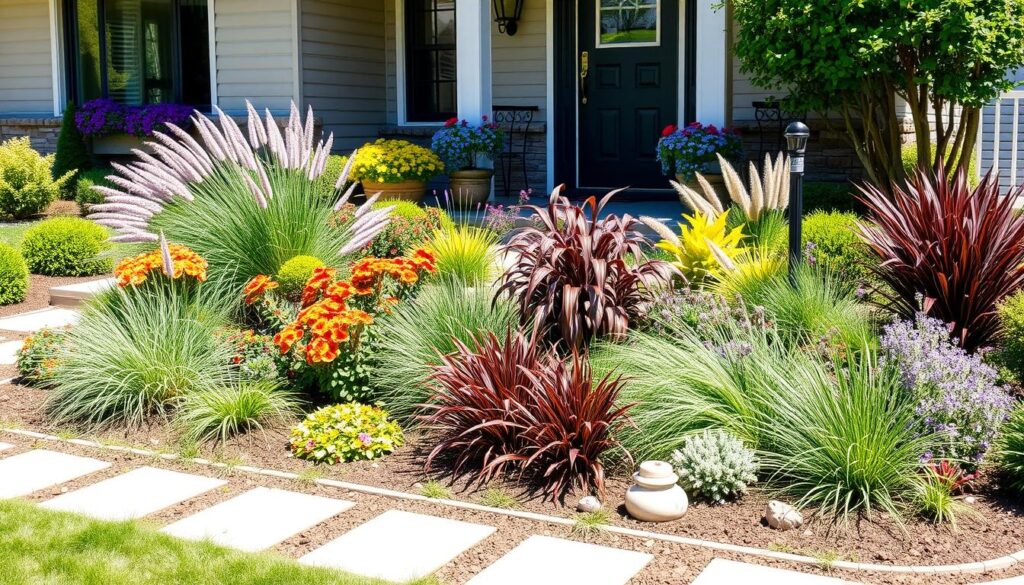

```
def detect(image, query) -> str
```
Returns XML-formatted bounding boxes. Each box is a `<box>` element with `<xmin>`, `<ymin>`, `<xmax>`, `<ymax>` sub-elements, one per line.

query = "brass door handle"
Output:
<box><xmin>580</xmin><ymin>51</ymin><xmax>589</xmax><ymax>105</ymax></box>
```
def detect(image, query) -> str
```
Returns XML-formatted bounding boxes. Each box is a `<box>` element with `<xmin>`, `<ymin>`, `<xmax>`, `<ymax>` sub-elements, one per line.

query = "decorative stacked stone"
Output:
<box><xmin>0</xmin><ymin>117</ymin><xmax>62</xmax><ymax>154</ymax></box>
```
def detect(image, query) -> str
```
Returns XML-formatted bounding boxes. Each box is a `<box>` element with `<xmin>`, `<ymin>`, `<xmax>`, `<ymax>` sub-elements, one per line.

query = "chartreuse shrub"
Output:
<box><xmin>74</xmin><ymin>168</ymin><xmax>113</xmax><ymax>210</ymax></box>
<box><xmin>902</xmin><ymin>142</ymin><xmax>979</xmax><ymax>188</ymax></box>
<box><xmin>995</xmin><ymin>290</ymin><xmax>1024</xmax><ymax>383</ymax></box>
<box><xmin>275</xmin><ymin>255</ymin><xmax>325</xmax><ymax>300</ymax></box>
<box><xmin>289</xmin><ymin>403</ymin><xmax>404</xmax><ymax>464</ymax></box>
<box><xmin>802</xmin><ymin>210</ymin><xmax>874</xmax><ymax>283</ymax></box>
<box><xmin>176</xmin><ymin>380</ymin><xmax>301</xmax><ymax>444</ymax></box>
<box><xmin>0</xmin><ymin>137</ymin><xmax>73</xmax><ymax>219</ymax></box>
<box><xmin>16</xmin><ymin>329</ymin><xmax>68</xmax><ymax>386</ymax></box>
<box><xmin>995</xmin><ymin>405</ymin><xmax>1024</xmax><ymax>497</ymax></box>
<box><xmin>425</xmin><ymin>223</ymin><xmax>498</xmax><ymax>285</ymax></box>
<box><xmin>20</xmin><ymin>217</ymin><xmax>112</xmax><ymax>276</ymax></box>
<box><xmin>0</xmin><ymin>242</ymin><xmax>28</xmax><ymax>305</ymax></box>
<box><xmin>312</xmin><ymin>154</ymin><xmax>350</xmax><ymax>199</ymax></box>
<box><xmin>671</xmin><ymin>430</ymin><xmax>758</xmax><ymax>504</ymax></box>
<box><xmin>370</xmin><ymin>280</ymin><xmax>521</xmax><ymax>423</ymax></box>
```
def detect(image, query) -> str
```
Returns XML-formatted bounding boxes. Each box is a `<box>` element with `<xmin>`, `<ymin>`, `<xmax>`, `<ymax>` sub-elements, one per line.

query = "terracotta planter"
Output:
<box><xmin>361</xmin><ymin>179</ymin><xmax>427</xmax><ymax>203</ymax></box>
<box><xmin>448</xmin><ymin>169</ymin><xmax>493</xmax><ymax>209</ymax></box>
<box><xmin>675</xmin><ymin>171</ymin><xmax>729</xmax><ymax>210</ymax></box>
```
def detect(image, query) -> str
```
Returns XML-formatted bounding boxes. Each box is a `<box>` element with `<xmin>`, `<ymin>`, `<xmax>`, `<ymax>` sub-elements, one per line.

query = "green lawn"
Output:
<box><xmin>0</xmin><ymin>220</ymin><xmax>37</xmax><ymax>248</ymax></box>
<box><xmin>0</xmin><ymin>500</ymin><xmax>435</xmax><ymax>585</ymax></box>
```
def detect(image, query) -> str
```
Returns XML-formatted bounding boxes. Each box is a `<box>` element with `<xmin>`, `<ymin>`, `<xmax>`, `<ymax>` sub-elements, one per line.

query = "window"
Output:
<box><xmin>405</xmin><ymin>0</ymin><xmax>456</xmax><ymax>123</ymax></box>
<box><xmin>597</xmin><ymin>0</ymin><xmax>660</xmax><ymax>48</ymax></box>
<box><xmin>65</xmin><ymin>0</ymin><xmax>211</xmax><ymax>107</ymax></box>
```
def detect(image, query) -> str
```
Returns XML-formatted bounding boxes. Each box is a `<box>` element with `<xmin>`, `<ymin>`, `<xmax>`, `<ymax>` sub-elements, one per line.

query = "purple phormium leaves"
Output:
<box><xmin>881</xmin><ymin>313</ymin><xmax>1013</xmax><ymax>466</ymax></box>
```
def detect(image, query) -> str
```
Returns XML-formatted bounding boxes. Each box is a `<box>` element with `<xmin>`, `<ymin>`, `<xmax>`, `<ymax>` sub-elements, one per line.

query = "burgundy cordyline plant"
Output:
<box><xmin>858</xmin><ymin>169</ymin><xmax>1024</xmax><ymax>352</ymax></box>
<box><xmin>497</xmin><ymin>186</ymin><xmax>674</xmax><ymax>350</ymax></box>
<box><xmin>421</xmin><ymin>328</ymin><xmax>634</xmax><ymax>500</ymax></box>
<box><xmin>87</xmin><ymin>100</ymin><xmax>387</xmax><ymax>255</ymax></box>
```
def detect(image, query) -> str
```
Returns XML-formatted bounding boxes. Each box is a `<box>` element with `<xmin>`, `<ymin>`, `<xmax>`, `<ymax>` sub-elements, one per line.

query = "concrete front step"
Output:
<box><xmin>48</xmin><ymin>278</ymin><xmax>115</xmax><ymax>308</ymax></box>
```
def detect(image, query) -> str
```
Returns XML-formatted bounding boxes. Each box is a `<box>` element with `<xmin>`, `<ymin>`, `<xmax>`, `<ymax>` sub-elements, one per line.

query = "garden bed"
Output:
<box><xmin>2</xmin><ymin>380</ymin><xmax>1022</xmax><ymax>575</ymax></box>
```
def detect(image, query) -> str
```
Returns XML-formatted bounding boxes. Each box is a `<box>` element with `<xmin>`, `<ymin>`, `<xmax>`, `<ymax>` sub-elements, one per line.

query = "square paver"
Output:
<box><xmin>49</xmin><ymin>279</ymin><xmax>115</xmax><ymax>307</ymax></box>
<box><xmin>300</xmin><ymin>510</ymin><xmax>495</xmax><ymax>582</ymax></box>
<box><xmin>0</xmin><ymin>340</ymin><xmax>21</xmax><ymax>365</ymax></box>
<box><xmin>40</xmin><ymin>466</ymin><xmax>226</xmax><ymax>521</ymax></box>
<box><xmin>691</xmin><ymin>559</ymin><xmax>860</xmax><ymax>585</ymax></box>
<box><xmin>0</xmin><ymin>449</ymin><xmax>110</xmax><ymax>498</ymax></box>
<box><xmin>161</xmin><ymin>487</ymin><xmax>354</xmax><ymax>552</ymax></box>
<box><xmin>0</xmin><ymin>443</ymin><xmax>12</xmax><ymax>451</ymax></box>
<box><xmin>0</xmin><ymin>308</ymin><xmax>80</xmax><ymax>333</ymax></box>
<box><xmin>466</xmin><ymin>535</ymin><xmax>653</xmax><ymax>585</ymax></box>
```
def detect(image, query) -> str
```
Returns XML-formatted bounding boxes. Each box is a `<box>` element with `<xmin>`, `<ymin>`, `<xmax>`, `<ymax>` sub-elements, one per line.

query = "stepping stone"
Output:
<box><xmin>0</xmin><ymin>340</ymin><xmax>21</xmax><ymax>365</ymax></box>
<box><xmin>466</xmin><ymin>535</ymin><xmax>653</xmax><ymax>585</ymax></box>
<box><xmin>0</xmin><ymin>308</ymin><xmax>79</xmax><ymax>333</ymax></box>
<box><xmin>300</xmin><ymin>510</ymin><xmax>495</xmax><ymax>582</ymax></box>
<box><xmin>0</xmin><ymin>450</ymin><xmax>110</xmax><ymax>498</ymax></box>
<box><xmin>161</xmin><ymin>487</ymin><xmax>354</xmax><ymax>552</ymax></box>
<box><xmin>0</xmin><ymin>443</ymin><xmax>14</xmax><ymax>451</ymax></box>
<box><xmin>49</xmin><ymin>278</ymin><xmax>115</xmax><ymax>308</ymax></box>
<box><xmin>41</xmin><ymin>466</ymin><xmax>226</xmax><ymax>521</ymax></box>
<box><xmin>691</xmin><ymin>559</ymin><xmax>859</xmax><ymax>584</ymax></box>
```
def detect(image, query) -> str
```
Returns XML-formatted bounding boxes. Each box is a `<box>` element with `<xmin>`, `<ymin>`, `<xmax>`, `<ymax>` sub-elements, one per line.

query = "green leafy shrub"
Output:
<box><xmin>312</xmin><ymin>155</ymin><xmax>350</xmax><ymax>199</ymax></box>
<box><xmin>995</xmin><ymin>405</ymin><xmax>1024</xmax><ymax>497</ymax></box>
<box><xmin>20</xmin><ymin>217</ymin><xmax>111</xmax><ymax>276</ymax></box>
<box><xmin>425</xmin><ymin>223</ymin><xmax>497</xmax><ymax>285</ymax></box>
<box><xmin>74</xmin><ymin>168</ymin><xmax>112</xmax><ymax>210</ymax></box>
<box><xmin>47</xmin><ymin>285</ymin><xmax>234</xmax><ymax>428</ymax></box>
<box><xmin>0</xmin><ymin>243</ymin><xmax>28</xmax><ymax>305</ymax></box>
<box><xmin>370</xmin><ymin>281</ymin><xmax>521</xmax><ymax>423</ymax></box>
<box><xmin>176</xmin><ymin>380</ymin><xmax>301</xmax><ymax>444</ymax></box>
<box><xmin>902</xmin><ymin>142</ymin><xmax>979</xmax><ymax>188</ymax></box>
<box><xmin>670</xmin><ymin>429</ymin><xmax>758</xmax><ymax>503</ymax></box>
<box><xmin>802</xmin><ymin>210</ymin><xmax>874</xmax><ymax>283</ymax></box>
<box><xmin>995</xmin><ymin>291</ymin><xmax>1024</xmax><ymax>383</ymax></box>
<box><xmin>52</xmin><ymin>102</ymin><xmax>92</xmax><ymax>197</ymax></box>
<box><xmin>15</xmin><ymin>329</ymin><xmax>68</xmax><ymax>386</ymax></box>
<box><xmin>275</xmin><ymin>255</ymin><xmax>325</xmax><ymax>300</ymax></box>
<box><xmin>0</xmin><ymin>137</ymin><xmax>73</xmax><ymax>219</ymax></box>
<box><xmin>803</xmin><ymin>182</ymin><xmax>860</xmax><ymax>214</ymax></box>
<box><xmin>289</xmin><ymin>403</ymin><xmax>404</xmax><ymax>464</ymax></box>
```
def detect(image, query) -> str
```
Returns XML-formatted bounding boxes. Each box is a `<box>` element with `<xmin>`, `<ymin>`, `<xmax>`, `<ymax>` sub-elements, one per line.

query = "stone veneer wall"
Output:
<box><xmin>0</xmin><ymin>117</ymin><xmax>62</xmax><ymax>154</ymax></box>
<box><xmin>732</xmin><ymin>119</ymin><xmax>868</xmax><ymax>184</ymax></box>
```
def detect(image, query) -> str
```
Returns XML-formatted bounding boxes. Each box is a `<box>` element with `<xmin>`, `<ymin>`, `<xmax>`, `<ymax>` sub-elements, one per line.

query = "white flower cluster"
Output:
<box><xmin>671</xmin><ymin>429</ymin><xmax>758</xmax><ymax>504</ymax></box>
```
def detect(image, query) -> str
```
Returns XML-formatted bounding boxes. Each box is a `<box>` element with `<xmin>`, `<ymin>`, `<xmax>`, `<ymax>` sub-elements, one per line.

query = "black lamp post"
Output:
<box><xmin>493</xmin><ymin>0</ymin><xmax>525</xmax><ymax>35</ymax></box>
<box><xmin>785</xmin><ymin>121</ymin><xmax>810</xmax><ymax>284</ymax></box>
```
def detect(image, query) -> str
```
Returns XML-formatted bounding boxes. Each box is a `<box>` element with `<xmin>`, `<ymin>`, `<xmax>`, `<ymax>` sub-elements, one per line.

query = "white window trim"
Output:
<box><xmin>208</xmin><ymin>0</ymin><xmax>218</xmax><ymax>108</ymax></box>
<box><xmin>394</xmin><ymin>0</ymin><xmax>448</xmax><ymax>127</ymax></box>
<box><xmin>49</xmin><ymin>0</ymin><xmax>63</xmax><ymax>115</ymax></box>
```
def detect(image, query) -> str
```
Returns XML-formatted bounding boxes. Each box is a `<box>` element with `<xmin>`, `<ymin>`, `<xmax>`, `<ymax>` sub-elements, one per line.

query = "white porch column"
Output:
<box><xmin>455</xmin><ymin>0</ymin><xmax>493</xmax><ymax>122</ymax></box>
<box><xmin>694</xmin><ymin>1</ymin><xmax>727</xmax><ymax>126</ymax></box>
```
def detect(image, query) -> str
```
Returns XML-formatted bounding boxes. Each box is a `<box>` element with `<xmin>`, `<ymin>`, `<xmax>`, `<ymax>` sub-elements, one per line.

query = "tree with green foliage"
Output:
<box><xmin>732</xmin><ymin>0</ymin><xmax>1024</xmax><ymax>188</ymax></box>
<box><xmin>52</xmin><ymin>102</ymin><xmax>92</xmax><ymax>194</ymax></box>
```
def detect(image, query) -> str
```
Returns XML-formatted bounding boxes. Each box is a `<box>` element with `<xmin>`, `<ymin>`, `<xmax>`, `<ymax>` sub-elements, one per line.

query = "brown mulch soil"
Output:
<box><xmin>3</xmin><ymin>382</ymin><xmax>1024</xmax><ymax>584</ymax></box>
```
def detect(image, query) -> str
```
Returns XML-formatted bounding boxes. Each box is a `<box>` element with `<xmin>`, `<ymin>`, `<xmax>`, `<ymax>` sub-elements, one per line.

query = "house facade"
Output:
<box><xmin>0</xmin><ymin>0</ymin><xmax>866</xmax><ymax>197</ymax></box>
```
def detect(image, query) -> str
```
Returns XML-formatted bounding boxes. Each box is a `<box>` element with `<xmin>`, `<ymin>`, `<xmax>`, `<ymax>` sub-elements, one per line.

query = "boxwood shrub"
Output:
<box><xmin>0</xmin><ymin>242</ymin><xmax>28</xmax><ymax>305</ymax></box>
<box><xmin>74</xmin><ymin>168</ymin><xmax>113</xmax><ymax>211</ymax></box>
<box><xmin>802</xmin><ymin>210</ymin><xmax>874</xmax><ymax>283</ymax></box>
<box><xmin>20</xmin><ymin>217</ymin><xmax>112</xmax><ymax>276</ymax></box>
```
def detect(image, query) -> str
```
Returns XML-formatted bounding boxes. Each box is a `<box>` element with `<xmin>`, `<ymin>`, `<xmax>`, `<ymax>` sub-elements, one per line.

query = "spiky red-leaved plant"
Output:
<box><xmin>496</xmin><ymin>187</ymin><xmax>673</xmax><ymax>351</ymax></box>
<box><xmin>421</xmin><ymin>328</ymin><xmax>634</xmax><ymax>500</ymax></box>
<box><xmin>858</xmin><ymin>169</ymin><xmax>1024</xmax><ymax>351</ymax></box>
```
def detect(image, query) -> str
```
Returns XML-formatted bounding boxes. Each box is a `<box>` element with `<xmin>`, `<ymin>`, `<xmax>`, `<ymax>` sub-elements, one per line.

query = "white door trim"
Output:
<box><xmin>48</xmin><ymin>0</ymin><xmax>63</xmax><ymax>116</ymax></box>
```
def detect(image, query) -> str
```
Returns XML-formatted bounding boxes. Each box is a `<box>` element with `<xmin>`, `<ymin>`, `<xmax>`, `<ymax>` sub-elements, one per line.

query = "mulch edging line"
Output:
<box><xmin>4</xmin><ymin>427</ymin><xmax>1018</xmax><ymax>578</ymax></box>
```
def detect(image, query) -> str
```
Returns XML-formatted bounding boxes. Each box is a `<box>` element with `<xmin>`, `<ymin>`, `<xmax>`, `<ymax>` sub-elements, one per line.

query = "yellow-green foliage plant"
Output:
<box><xmin>426</xmin><ymin>223</ymin><xmax>498</xmax><ymax>286</ymax></box>
<box><xmin>643</xmin><ymin>210</ymin><xmax>746</xmax><ymax>286</ymax></box>
<box><xmin>276</xmin><ymin>255</ymin><xmax>326</xmax><ymax>300</ymax></box>
<box><xmin>0</xmin><ymin>137</ymin><xmax>74</xmax><ymax>219</ymax></box>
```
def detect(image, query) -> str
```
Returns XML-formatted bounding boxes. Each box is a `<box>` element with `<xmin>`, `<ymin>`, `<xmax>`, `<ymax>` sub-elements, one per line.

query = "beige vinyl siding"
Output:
<box><xmin>384</xmin><ymin>0</ymin><xmax>549</xmax><ymax>125</ymax></box>
<box><xmin>301</xmin><ymin>0</ymin><xmax>386</xmax><ymax>151</ymax></box>
<box><xmin>0</xmin><ymin>0</ymin><xmax>54</xmax><ymax>115</ymax></box>
<box><xmin>214</xmin><ymin>0</ymin><xmax>296</xmax><ymax>113</ymax></box>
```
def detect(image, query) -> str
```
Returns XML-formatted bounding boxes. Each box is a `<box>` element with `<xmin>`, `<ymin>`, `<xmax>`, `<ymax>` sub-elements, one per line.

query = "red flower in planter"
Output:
<box><xmin>444</xmin><ymin>117</ymin><xmax>459</xmax><ymax>128</ymax></box>
<box><xmin>707</xmin><ymin>124</ymin><xmax>720</xmax><ymax>135</ymax></box>
<box><xmin>661</xmin><ymin>124</ymin><xmax>678</xmax><ymax>137</ymax></box>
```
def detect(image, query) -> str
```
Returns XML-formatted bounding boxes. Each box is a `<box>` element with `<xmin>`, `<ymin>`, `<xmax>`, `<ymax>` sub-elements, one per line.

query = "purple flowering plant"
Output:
<box><xmin>483</xmin><ymin>188</ymin><xmax>532</xmax><ymax>235</ymax></box>
<box><xmin>880</xmin><ymin>311</ymin><xmax>1014</xmax><ymax>467</ymax></box>
<box><xmin>656</xmin><ymin>122</ymin><xmax>743</xmax><ymax>181</ymax></box>
<box><xmin>431</xmin><ymin>116</ymin><xmax>504</xmax><ymax>171</ymax></box>
<box><xmin>76</xmin><ymin>98</ymin><xmax>193</xmax><ymax>138</ymax></box>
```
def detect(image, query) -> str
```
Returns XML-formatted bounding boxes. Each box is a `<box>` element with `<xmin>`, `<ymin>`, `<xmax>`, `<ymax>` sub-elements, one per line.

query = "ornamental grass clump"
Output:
<box><xmin>425</xmin><ymin>223</ymin><xmax>498</xmax><ymax>286</ymax></box>
<box><xmin>290</xmin><ymin>403</ymin><xmax>404</xmax><ymax>464</ymax></box>
<box><xmin>498</xmin><ymin>188</ymin><xmax>673</xmax><ymax>350</ymax></box>
<box><xmin>87</xmin><ymin>101</ymin><xmax>391</xmax><ymax>296</ymax></box>
<box><xmin>423</xmin><ymin>329</ymin><xmax>633</xmax><ymax>499</ymax></box>
<box><xmin>176</xmin><ymin>380</ymin><xmax>302</xmax><ymax>444</ymax></box>
<box><xmin>671</xmin><ymin>430</ymin><xmax>758</xmax><ymax>504</ymax></box>
<box><xmin>858</xmin><ymin>169</ymin><xmax>1024</xmax><ymax>351</ymax></box>
<box><xmin>994</xmin><ymin>405</ymin><xmax>1024</xmax><ymax>497</ymax></box>
<box><xmin>880</xmin><ymin>313</ymin><xmax>1013</xmax><ymax>467</ymax></box>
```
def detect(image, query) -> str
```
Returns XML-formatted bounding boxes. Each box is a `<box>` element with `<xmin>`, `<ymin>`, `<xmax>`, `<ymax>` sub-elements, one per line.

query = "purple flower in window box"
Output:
<box><xmin>75</xmin><ymin>99</ymin><xmax>127</xmax><ymax>136</ymax></box>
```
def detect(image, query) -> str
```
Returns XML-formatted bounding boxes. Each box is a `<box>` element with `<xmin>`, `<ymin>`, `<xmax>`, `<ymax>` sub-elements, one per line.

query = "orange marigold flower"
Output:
<box><xmin>273</xmin><ymin>325</ymin><xmax>304</xmax><ymax>354</ymax></box>
<box><xmin>301</xmin><ymin>267</ymin><xmax>337</xmax><ymax>307</ymax></box>
<box><xmin>305</xmin><ymin>337</ymin><xmax>340</xmax><ymax>364</ymax></box>
<box><xmin>243</xmin><ymin>275</ymin><xmax>278</xmax><ymax>305</ymax></box>
<box><xmin>115</xmin><ymin>244</ymin><xmax>208</xmax><ymax>287</ymax></box>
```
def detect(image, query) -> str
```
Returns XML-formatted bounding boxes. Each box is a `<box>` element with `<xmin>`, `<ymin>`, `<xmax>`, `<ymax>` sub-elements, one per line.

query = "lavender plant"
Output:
<box><xmin>87</xmin><ymin>102</ymin><xmax>390</xmax><ymax>294</ymax></box>
<box><xmin>880</xmin><ymin>312</ymin><xmax>1014</xmax><ymax>466</ymax></box>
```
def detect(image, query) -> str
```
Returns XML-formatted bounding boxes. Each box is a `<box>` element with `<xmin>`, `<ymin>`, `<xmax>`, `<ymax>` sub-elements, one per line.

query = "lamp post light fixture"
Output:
<box><xmin>493</xmin><ymin>0</ymin><xmax>525</xmax><ymax>35</ymax></box>
<box><xmin>785</xmin><ymin>121</ymin><xmax>810</xmax><ymax>284</ymax></box>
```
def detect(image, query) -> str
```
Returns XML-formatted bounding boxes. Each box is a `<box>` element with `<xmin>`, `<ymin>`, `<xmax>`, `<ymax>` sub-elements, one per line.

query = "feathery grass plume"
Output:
<box><xmin>672</xmin><ymin>152</ymin><xmax>790</xmax><ymax>224</ymax></box>
<box><xmin>87</xmin><ymin>101</ymin><xmax>391</xmax><ymax>293</ymax></box>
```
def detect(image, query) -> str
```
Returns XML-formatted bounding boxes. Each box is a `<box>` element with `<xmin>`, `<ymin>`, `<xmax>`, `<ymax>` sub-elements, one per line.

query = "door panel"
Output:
<box><xmin>579</xmin><ymin>0</ymin><xmax>678</xmax><ymax>190</ymax></box>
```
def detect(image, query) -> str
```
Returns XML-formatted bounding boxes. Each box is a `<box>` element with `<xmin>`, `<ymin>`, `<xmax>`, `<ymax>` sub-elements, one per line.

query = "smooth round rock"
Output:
<box><xmin>576</xmin><ymin>495</ymin><xmax>603</xmax><ymax>513</ymax></box>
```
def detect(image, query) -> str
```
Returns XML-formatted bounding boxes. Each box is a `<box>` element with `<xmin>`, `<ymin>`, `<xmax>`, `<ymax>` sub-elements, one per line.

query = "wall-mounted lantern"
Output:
<box><xmin>493</xmin><ymin>0</ymin><xmax>525</xmax><ymax>35</ymax></box>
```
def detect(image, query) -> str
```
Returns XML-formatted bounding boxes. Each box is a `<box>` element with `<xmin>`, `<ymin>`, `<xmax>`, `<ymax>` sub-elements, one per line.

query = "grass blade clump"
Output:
<box><xmin>425</xmin><ymin>223</ymin><xmax>498</xmax><ymax>286</ymax></box>
<box><xmin>176</xmin><ymin>380</ymin><xmax>302</xmax><ymax>444</ymax></box>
